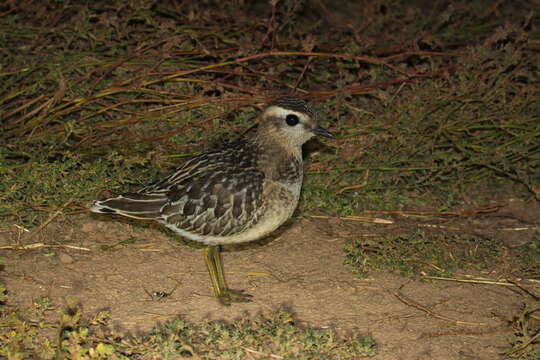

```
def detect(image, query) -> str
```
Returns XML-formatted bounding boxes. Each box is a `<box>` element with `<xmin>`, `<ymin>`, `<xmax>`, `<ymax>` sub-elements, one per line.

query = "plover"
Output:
<box><xmin>90</xmin><ymin>96</ymin><xmax>334</xmax><ymax>305</ymax></box>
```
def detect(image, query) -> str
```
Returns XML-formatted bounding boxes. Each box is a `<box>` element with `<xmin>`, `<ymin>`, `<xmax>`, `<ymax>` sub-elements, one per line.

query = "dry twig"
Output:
<box><xmin>363</xmin><ymin>205</ymin><xmax>503</xmax><ymax>217</ymax></box>
<box><xmin>25</xmin><ymin>198</ymin><xmax>74</xmax><ymax>240</ymax></box>
<box><xmin>0</xmin><ymin>243</ymin><xmax>90</xmax><ymax>251</ymax></box>
<box><xmin>394</xmin><ymin>285</ymin><xmax>489</xmax><ymax>327</ymax></box>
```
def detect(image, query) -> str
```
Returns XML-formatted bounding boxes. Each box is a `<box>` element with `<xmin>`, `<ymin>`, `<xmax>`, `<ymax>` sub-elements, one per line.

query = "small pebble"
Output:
<box><xmin>59</xmin><ymin>252</ymin><xmax>75</xmax><ymax>264</ymax></box>
<box><xmin>81</xmin><ymin>222</ymin><xmax>95</xmax><ymax>233</ymax></box>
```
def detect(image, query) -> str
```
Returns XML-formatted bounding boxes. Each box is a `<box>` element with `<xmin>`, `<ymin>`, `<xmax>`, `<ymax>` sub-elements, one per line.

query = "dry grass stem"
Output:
<box><xmin>0</xmin><ymin>243</ymin><xmax>90</xmax><ymax>251</ymax></box>
<box><xmin>394</xmin><ymin>288</ymin><xmax>489</xmax><ymax>327</ymax></box>
<box><xmin>362</xmin><ymin>206</ymin><xmax>503</xmax><ymax>217</ymax></box>
<box><xmin>241</xmin><ymin>346</ymin><xmax>284</xmax><ymax>359</ymax></box>
<box><xmin>25</xmin><ymin>198</ymin><xmax>74</xmax><ymax>240</ymax></box>
<box><xmin>424</xmin><ymin>276</ymin><xmax>540</xmax><ymax>288</ymax></box>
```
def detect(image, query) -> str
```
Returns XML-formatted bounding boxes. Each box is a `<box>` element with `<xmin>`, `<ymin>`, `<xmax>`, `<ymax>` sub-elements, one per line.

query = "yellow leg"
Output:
<box><xmin>204</xmin><ymin>246</ymin><xmax>222</xmax><ymax>298</ymax></box>
<box><xmin>212</xmin><ymin>245</ymin><xmax>229</xmax><ymax>291</ymax></box>
<box><xmin>203</xmin><ymin>245</ymin><xmax>252</xmax><ymax>305</ymax></box>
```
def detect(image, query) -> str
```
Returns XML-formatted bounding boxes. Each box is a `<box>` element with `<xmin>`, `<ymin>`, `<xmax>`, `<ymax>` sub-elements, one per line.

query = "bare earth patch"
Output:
<box><xmin>0</xmin><ymin>216</ymin><xmax>528</xmax><ymax>359</ymax></box>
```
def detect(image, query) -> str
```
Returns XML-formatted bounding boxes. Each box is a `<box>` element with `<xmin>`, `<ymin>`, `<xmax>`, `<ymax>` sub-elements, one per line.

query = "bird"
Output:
<box><xmin>90</xmin><ymin>96</ymin><xmax>334</xmax><ymax>305</ymax></box>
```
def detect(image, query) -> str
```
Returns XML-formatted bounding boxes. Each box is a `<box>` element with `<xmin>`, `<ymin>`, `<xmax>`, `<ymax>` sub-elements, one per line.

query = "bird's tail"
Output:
<box><xmin>90</xmin><ymin>193</ymin><xmax>168</xmax><ymax>220</ymax></box>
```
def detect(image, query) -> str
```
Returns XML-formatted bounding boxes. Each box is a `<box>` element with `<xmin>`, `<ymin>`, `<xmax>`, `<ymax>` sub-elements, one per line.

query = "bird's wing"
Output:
<box><xmin>144</xmin><ymin>143</ymin><xmax>266</xmax><ymax>237</ymax></box>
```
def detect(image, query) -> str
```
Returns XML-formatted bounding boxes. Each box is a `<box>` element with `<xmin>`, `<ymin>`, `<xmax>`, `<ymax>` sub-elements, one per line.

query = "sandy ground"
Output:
<box><xmin>1</xmin><ymin>215</ymin><xmax>532</xmax><ymax>359</ymax></box>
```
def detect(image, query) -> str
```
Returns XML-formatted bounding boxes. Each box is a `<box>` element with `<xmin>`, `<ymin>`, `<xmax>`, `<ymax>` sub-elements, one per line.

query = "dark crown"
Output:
<box><xmin>267</xmin><ymin>97</ymin><xmax>316</xmax><ymax>119</ymax></box>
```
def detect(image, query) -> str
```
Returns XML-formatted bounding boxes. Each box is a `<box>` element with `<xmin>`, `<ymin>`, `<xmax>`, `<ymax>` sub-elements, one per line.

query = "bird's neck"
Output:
<box><xmin>254</xmin><ymin>131</ymin><xmax>302</xmax><ymax>159</ymax></box>
<box><xmin>253</xmin><ymin>134</ymin><xmax>304</xmax><ymax>183</ymax></box>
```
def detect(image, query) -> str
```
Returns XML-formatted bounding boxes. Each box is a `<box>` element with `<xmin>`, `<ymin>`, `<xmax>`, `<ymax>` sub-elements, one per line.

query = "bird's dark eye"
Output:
<box><xmin>286</xmin><ymin>114</ymin><xmax>299</xmax><ymax>126</ymax></box>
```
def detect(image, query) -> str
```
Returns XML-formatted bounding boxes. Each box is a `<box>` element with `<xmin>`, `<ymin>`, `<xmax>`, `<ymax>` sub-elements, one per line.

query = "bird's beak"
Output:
<box><xmin>313</xmin><ymin>126</ymin><xmax>335</xmax><ymax>138</ymax></box>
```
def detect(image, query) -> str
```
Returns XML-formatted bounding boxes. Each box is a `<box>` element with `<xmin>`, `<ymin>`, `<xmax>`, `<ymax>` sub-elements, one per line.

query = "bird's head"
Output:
<box><xmin>257</xmin><ymin>97</ymin><xmax>334</xmax><ymax>148</ymax></box>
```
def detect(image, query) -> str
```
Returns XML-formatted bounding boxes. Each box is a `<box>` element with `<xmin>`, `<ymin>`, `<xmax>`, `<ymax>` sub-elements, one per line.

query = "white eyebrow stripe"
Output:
<box><xmin>263</xmin><ymin>106</ymin><xmax>308</xmax><ymax>121</ymax></box>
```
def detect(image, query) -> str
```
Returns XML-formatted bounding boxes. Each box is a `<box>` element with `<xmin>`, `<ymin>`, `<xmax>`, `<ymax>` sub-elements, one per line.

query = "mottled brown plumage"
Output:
<box><xmin>90</xmin><ymin>96</ymin><xmax>334</xmax><ymax>304</ymax></box>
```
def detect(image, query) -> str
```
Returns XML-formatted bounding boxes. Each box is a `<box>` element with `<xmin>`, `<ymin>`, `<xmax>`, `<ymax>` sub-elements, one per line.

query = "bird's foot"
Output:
<box><xmin>217</xmin><ymin>289</ymin><xmax>253</xmax><ymax>306</ymax></box>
